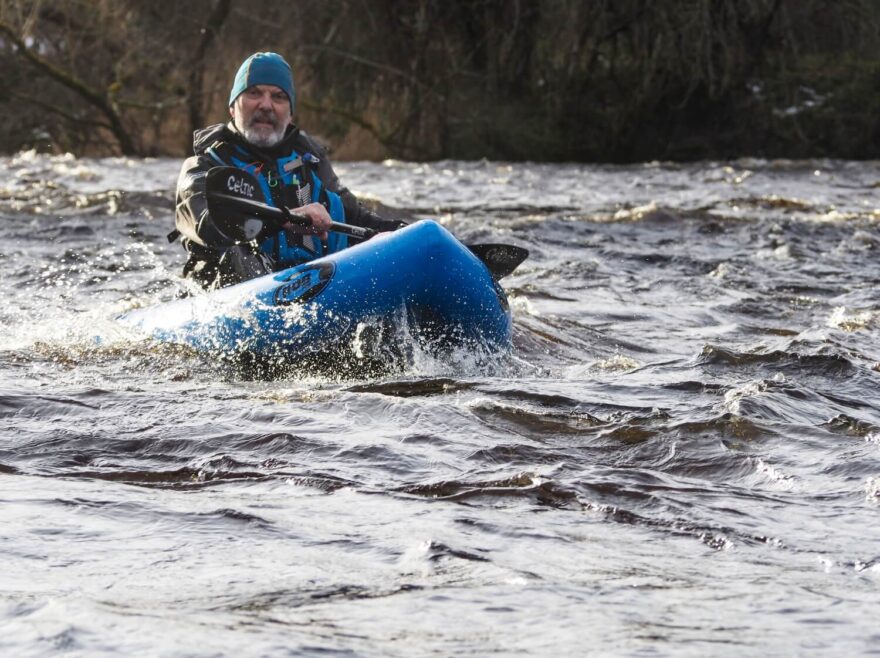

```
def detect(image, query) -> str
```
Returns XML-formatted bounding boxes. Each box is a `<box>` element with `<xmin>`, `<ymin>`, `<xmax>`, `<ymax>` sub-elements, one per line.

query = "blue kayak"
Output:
<box><xmin>119</xmin><ymin>221</ymin><xmax>511</xmax><ymax>365</ymax></box>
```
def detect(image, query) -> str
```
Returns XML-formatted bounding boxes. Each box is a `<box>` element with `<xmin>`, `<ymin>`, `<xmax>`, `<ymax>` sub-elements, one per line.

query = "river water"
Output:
<box><xmin>1</xmin><ymin>151</ymin><xmax>878</xmax><ymax>656</ymax></box>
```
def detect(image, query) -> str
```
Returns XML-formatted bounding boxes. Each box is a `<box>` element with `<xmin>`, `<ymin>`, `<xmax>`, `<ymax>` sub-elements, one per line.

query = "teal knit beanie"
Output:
<box><xmin>228</xmin><ymin>52</ymin><xmax>295</xmax><ymax>110</ymax></box>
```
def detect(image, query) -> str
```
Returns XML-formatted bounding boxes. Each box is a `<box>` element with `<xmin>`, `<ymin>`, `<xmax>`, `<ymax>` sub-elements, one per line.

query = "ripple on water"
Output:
<box><xmin>1</xmin><ymin>154</ymin><xmax>879</xmax><ymax>655</ymax></box>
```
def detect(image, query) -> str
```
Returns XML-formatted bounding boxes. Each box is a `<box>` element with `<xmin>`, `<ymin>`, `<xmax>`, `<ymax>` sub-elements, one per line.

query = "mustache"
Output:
<box><xmin>247</xmin><ymin>110</ymin><xmax>278</xmax><ymax>129</ymax></box>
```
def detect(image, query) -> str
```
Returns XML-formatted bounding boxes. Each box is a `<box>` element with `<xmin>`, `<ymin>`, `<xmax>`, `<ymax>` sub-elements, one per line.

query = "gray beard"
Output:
<box><xmin>239</xmin><ymin>123</ymin><xmax>286</xmax><ymax>148</ymax></box>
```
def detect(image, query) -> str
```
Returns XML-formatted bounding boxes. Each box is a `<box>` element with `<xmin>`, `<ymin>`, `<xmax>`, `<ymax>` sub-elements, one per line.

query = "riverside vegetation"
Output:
<box><xmin>1</xmin><ymin>0</ymin><xmax>879</xmax><ymax>162</ymax></box>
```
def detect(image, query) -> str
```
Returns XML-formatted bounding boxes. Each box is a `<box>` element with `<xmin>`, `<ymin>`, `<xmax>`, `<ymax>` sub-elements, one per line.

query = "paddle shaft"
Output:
<box><xmin>209</xmin><ymin>191</ymin><xmax>377</xmax><ymax>240</ymax></box>
<box><xmin>206</xmin><ymin>183</ymin><xmax>528</xmax><ymax>279</ymax></box>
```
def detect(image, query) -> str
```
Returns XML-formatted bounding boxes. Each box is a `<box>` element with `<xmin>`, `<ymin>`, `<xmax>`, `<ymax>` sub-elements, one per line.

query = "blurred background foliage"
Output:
<box><xmin>1</xmin><ymin>0</ymin><xmax>879</xmax><ymax>161</ymax></box>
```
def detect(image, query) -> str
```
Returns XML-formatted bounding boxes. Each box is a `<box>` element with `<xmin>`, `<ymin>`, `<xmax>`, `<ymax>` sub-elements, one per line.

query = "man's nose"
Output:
<box><xmin>257</xmin><ymin>93</ymin><xmax>273</xmax><ymax>109</ymax></box>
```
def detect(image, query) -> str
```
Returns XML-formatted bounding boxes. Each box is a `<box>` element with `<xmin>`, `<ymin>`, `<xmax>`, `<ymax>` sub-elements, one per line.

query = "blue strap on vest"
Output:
<box><xmin>207</xmin><ymin>144</ymin><xmax>347</xmax><ymax>268</ymax></box>
<box><xmin>320</xmin><ymin>174</ymin><xmax>348</xmax><ymax>254</ymax></box>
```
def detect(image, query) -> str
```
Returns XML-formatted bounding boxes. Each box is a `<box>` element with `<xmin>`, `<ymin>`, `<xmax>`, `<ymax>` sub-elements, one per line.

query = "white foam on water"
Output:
<box><xmin>865</xmin><ymin>476</ymin><xmax>880</xmax><ymax>504</ymax></box>
<box><xmin>827</xmin><ymin>305</ymin><xmax>877</xmax><ymax>331</ymax></box>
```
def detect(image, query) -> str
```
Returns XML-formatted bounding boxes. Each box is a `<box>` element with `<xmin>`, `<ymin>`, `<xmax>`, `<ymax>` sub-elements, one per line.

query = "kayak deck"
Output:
<box><xmin>119</xmin><ymin>220</ymin><xmax>512</xmax><ymax>368</ymax></box>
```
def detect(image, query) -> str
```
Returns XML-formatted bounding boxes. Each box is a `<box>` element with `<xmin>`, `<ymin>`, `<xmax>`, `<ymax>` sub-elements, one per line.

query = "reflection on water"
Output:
<box><xmin>1</xmin><ymin>151</ymin><xmax>879</xmax><ymax>656</ymax></box>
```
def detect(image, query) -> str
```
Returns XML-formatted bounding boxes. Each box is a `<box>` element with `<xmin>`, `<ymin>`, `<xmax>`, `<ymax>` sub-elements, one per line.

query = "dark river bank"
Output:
<box><xmin>1</xmin><ymin>152</ymin><xmax>878</xmax><ymax>656</ymax></box>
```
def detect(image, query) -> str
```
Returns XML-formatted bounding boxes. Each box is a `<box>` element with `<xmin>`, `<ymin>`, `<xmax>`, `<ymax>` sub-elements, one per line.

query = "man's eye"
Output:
<box><xmin>272</xmin><ymin>94</ymin><xmax>287</xmax><ymax>102</ymax></box>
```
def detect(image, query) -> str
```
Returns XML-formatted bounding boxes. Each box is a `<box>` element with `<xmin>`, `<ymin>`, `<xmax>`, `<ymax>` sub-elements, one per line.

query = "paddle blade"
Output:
<box><xmin>205</xmin><ymin>166</ymin><xmax>284</xmax><ymax>242</ymax></box>
<box><xmin>205</xmin><ymin>166</ymin><xmax>270</xmax><ymax>204</ymax></box>
<box><xmin>467</xmin><ymin>243</ymin><xmax>529</xmax><ymax>280</ymax></box>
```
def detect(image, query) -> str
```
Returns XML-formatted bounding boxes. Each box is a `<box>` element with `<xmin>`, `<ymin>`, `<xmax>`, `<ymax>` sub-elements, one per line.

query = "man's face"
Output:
<box><xmin>230</xmin><ymin>84</ymin><xmax>291</xmax><ymax>148</ymax></box>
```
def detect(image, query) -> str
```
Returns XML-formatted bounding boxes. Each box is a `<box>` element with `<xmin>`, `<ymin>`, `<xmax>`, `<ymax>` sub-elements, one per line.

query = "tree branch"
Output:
<box><xmin>9</xmin><ymin>90</ymin><xmax>112</xmax><ymax>129</ymax></box>
<box><xmin>298</xmin><ymin>98</ymin><xmax>425</xmax><ymax>157</ymax></box>
<box><xmin>299</xmin><ymin>43</ymin><xmax>440</xmax><ymax>96</ymax></box>
<box><xmin>0</xmin><ymin>19</ymin><xmax>137</xmax><ymax>155</ymax></box>
<box><xmin>188</xmin><ymin>0</ymin><xmax>231</xmax><ymax>137</ymax></box>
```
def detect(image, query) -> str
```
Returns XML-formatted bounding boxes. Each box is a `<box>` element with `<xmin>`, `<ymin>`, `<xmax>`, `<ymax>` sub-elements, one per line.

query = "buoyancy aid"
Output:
<box><xmin>203</xmin><ymin>138</ymin><xmax>348</xmax><ymax>269</ymax></box>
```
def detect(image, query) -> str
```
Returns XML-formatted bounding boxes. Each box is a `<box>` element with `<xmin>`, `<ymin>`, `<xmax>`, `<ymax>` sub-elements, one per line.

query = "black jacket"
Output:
<box><xmin>174</xmin><ymin>122</ymin><xmax>401</xmax><ymax>264</ymax></box>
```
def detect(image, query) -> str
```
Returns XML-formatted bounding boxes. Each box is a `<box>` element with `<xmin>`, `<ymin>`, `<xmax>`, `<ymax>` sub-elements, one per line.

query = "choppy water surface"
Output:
<box><xmin>1</xmin><ymin>151</ymin><xmax>879</xmax><ymax>656</ymax></box>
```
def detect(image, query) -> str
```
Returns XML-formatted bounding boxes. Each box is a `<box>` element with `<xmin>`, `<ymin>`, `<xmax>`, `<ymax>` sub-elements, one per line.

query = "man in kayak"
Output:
<box><xmin>172</xmin><ymin>51</ymin><xmax>403</xmax><ymax>288</ymax></box>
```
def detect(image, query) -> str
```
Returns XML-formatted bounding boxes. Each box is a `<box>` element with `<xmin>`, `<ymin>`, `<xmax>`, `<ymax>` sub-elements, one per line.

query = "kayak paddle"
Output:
<box><xmin>204</xmin><ymin>166</ymin><xmax>528</xmax><ymax>280</ymax></box>
<box><xmin>204</xmin><ymin>166</ymin><xmax>373</xmax><ymax>240</ymax></box>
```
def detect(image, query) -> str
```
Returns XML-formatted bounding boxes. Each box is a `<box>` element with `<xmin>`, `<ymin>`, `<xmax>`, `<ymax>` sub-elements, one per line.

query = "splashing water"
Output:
<box><xmin>1</xmin><ymin>152</ymin><xmax>879</xmax><ymax>656</ymax></box>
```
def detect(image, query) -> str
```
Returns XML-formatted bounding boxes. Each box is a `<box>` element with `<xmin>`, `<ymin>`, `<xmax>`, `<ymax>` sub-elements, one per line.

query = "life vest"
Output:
<box><xmin>203</xmin><ymin>139</ymin><xmax>348</xmax><ymax>269</ymax></box>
